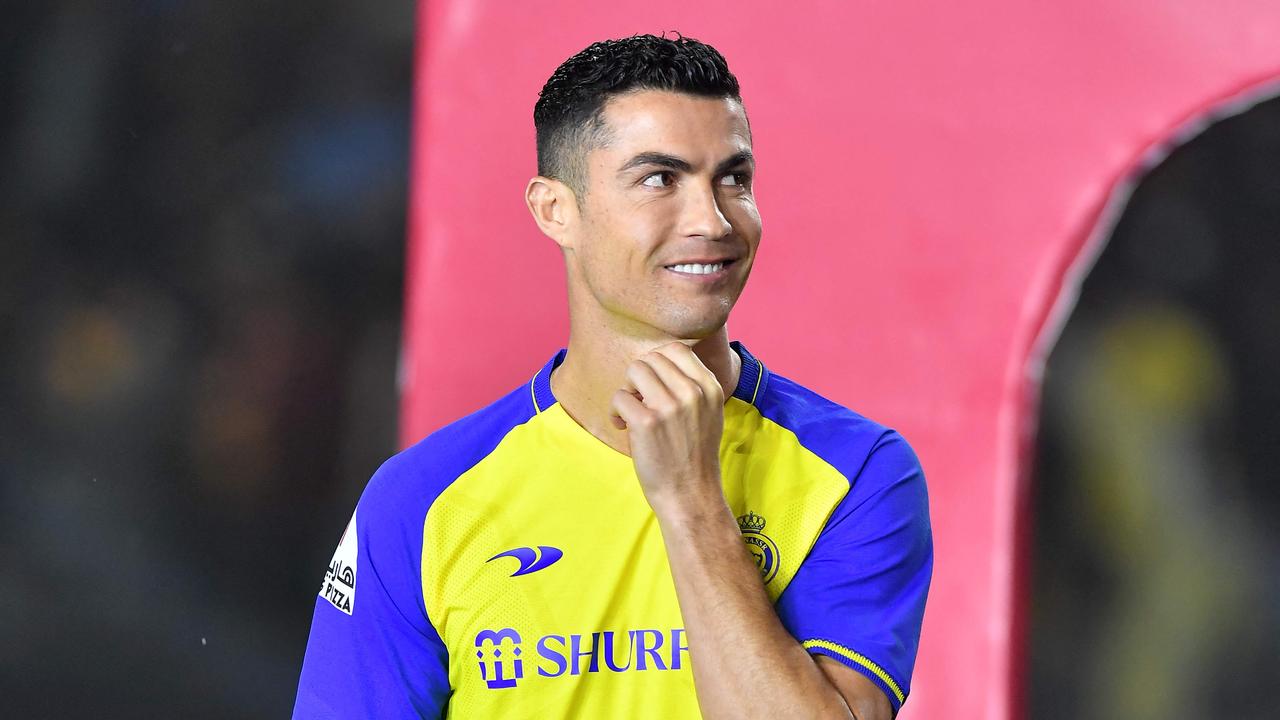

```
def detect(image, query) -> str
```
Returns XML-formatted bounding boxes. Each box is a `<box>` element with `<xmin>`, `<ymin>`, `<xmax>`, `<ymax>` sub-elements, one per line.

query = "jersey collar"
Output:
<box><xmin>529</xmin><ymin>340</ymin><xmax>769</xmax><ymax>414</ymax></box>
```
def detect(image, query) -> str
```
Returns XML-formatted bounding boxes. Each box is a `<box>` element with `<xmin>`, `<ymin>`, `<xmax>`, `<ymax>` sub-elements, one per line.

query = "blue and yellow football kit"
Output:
<box><xmin>294</xmin><ymin>342</ymin><xmax>932</xmax><ymax>718</ymax></box>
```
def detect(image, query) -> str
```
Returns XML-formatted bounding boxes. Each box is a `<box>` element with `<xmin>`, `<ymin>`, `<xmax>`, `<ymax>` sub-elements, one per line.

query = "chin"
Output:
<box><xmin>653</xmin><ymin>307</ymin><xmax>732</xmax><ymax>340</ymax></box>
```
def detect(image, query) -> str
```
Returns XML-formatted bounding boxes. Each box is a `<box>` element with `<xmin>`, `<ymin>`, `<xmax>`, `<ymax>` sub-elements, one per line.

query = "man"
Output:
<box><xmin>294</xmin><ymin>34</ymin><xmax>931</xmax><ymax>719</ymax></box>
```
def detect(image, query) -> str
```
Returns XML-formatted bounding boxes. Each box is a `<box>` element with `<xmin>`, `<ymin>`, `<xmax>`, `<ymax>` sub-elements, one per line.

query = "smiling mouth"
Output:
<box><xmin>664</xmin><ymin>259</ymin><xmax>735</xmax><ymax>275</ymax></box>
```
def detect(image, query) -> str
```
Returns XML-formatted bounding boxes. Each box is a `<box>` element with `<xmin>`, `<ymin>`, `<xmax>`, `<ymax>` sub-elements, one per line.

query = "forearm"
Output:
<box><xmin>653</xmin><ymin>492</ymin><xmax>855</xmax><ymax>720</ymax></box>
<box><xmin>614</xmin><ymin>345</ymin><xmax>903</xmax><ymax>720</ymax></box>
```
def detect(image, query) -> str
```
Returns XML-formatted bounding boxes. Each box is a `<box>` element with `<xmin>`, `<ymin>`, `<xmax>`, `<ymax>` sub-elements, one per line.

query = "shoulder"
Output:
<box><xmin>358</xmin><ymin>382</ymin><xmax>539</xmax><ymax>526</ymax></box>
<box><xmin>755</xmin><ymin>370</ymin><xmax>925</xmax><ymax>504</ymax></box>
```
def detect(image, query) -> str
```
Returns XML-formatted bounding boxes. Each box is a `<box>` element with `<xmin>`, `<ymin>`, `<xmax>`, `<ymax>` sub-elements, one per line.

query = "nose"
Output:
<box><xmin>678</xmin><ymin>183</ymin><xmax>733</xmax><ymax>240</ymax></box>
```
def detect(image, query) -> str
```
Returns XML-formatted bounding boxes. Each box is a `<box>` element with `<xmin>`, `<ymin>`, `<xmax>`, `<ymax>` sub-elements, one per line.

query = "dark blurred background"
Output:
<box><xmin>2</xmin><ymin>3</ymin><xmax>1279</xmax><ymax>718</ymax></box>
<box><xmin>2</xmin><ymin>2</ymin><xmax>413</xmax><ymax>717</ymax></box>
<box><xmin>1030</xmin><ymin>96</ymin><xmax>1280</xmax><ymax>718</ymax></box>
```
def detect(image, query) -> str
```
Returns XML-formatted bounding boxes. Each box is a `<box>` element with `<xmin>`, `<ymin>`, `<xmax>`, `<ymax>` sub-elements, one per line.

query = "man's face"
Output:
<box><xmin>567</xmin><ymin>89</ymin><xmax>761</xmax><ymax>340</ymax></box>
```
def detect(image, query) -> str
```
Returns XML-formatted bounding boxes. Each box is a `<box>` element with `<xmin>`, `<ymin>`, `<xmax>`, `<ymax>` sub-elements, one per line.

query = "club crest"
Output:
<box><xmin>737</xmin><ymin>511</ymin><xmax>780</xmax><ymax>584</ymax></box>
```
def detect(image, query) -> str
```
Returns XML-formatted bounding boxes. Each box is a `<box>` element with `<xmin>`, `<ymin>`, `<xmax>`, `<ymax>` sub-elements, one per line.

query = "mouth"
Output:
<box><xmin>663</xmin><ymin>258</ymin><xmax>737</xmax><ymax>278</ymax></box>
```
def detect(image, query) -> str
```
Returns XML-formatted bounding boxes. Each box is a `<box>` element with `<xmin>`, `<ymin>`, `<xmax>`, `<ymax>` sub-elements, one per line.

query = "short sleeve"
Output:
<box><xmin>774</xmin><ymin>431</ymin><xmax>933</xmax><ymax>713</ymax></box>
<box><xmin>293</xmin><ymin>461</ymin><xmax>451</xmax><ymax>719</ymax></box>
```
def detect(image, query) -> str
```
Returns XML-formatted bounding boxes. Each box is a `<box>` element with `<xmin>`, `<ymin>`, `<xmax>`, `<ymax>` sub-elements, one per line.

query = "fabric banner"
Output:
<box><xmin>404</xmin><ymin>3</ymin><xmax>1280</xmax><ymax>716</ymax></box>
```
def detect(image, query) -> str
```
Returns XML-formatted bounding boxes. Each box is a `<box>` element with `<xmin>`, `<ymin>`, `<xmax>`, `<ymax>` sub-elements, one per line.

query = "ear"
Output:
<box><xmin>525</xmin><ymin>176</ymin><xmax>579</xmax><ymax>250</ymax></box>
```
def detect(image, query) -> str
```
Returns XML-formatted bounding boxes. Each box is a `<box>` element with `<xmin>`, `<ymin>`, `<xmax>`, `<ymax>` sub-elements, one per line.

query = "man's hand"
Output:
<box><xmin>609</xmin><ymin>342</ymin><xmax>725</xmax><ymax>512</ymax></box>
<box><xmin>609</xmin><ymin>343</ymin><xmax>893</xmax><ymax>720</ymax></box>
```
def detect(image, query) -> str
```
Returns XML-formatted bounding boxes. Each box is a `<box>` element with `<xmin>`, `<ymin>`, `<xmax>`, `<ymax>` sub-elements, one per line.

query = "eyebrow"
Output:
<box><xmin>617</xmin><ymin>150</ymin><xmax>755</xmax><ymax>176</ymax></box>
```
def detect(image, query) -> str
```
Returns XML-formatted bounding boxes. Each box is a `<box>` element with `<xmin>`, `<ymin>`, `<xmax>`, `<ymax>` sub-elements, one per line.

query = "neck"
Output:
<box><xmin>549</xmin><ymin>324</ymin><xmax>742</xmax><ymax>455</ymax></box>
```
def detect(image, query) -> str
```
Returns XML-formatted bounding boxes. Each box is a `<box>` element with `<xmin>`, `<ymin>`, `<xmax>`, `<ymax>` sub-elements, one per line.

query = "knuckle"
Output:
<box><xmin>673</xmin><ymin>381</ymin><xmax>701</xmax><ymax>405</ymax></box>
<box><xmin>650</xmin><ymin>398</ymin><xmax>677</xmax><ymax>416</ymax></box>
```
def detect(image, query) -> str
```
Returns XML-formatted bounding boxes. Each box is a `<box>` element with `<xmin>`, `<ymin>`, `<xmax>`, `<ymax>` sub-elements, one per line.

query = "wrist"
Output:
<box><xmin>648</xmin><ymin>483</ymin><xmax>732</xmax><ymax>529</ymax></box>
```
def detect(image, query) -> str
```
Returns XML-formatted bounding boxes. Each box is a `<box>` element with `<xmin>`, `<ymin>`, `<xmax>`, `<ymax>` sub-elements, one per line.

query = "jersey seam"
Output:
<box><xmin>743</xmin><ymin>407</ymin><xmax>854</xmax><ymax>598</ymax></box>
<box><xmin>418</xmin><ymin>412</ymin><xmax>544</xmax><ymax>629</ymax></box>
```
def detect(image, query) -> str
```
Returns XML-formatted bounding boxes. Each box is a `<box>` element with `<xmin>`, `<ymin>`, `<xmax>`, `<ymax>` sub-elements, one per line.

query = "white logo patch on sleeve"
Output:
<box><xmin>320</xmin><ymin>509</ymin><xmax>357</xmax><ymax>615</ymax></box>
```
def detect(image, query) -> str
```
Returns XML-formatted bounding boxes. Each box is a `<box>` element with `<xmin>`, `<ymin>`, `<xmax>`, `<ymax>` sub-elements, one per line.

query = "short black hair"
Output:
<box><xmin>534</xmin><ymin>33</ymin><xmax>743</xmax><ymax>196</ymax></box>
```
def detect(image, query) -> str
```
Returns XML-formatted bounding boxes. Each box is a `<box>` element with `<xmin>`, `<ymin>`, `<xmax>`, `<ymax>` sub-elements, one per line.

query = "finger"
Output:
<box><xmin>625</xmin><ymin>357</ymin><xmax>675</xmax><ymax>409</ymax></box>
<box><xmin>612</xmin><ymin>387</ymin><xmax>643</xmax><ymax>428</ymax></box>
<box><xmin>610</xmin><ymin>388</ymin><xmax>651</xmax><ymax>430</ymax></box>
<box><xmin>652</xmin><ymin>343</ymin><xmax>723</xmax><ymax>405</ymax></box>
<box><xmin>638</xmin><ymin>351</ymin><xmax>704</xmax><ymax>407</ymax></box>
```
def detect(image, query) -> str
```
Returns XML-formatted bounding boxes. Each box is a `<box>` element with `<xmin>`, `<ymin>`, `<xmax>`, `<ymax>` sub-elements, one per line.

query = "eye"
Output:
<box><xmin>718</xmin><ymin>172</ymin><xmax>751</xmax><ymax>187</ymax></box>
<box><xmin>641</xmin><ymin>171</ymin><xmax>674</xmax><ymax>188</ymax></box>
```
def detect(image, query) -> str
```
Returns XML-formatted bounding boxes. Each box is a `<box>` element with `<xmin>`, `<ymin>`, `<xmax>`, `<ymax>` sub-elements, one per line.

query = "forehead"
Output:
<box><xmin>595</xmin><ymin>90</ymin><xmax>752</xmax><ymax>160</ymax></box>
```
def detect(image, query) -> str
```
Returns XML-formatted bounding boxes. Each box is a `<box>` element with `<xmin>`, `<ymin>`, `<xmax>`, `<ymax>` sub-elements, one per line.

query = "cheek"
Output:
<box><xmin>727</xmin><ymin>201</ymin><xmax>762</xmax><ymax>243</ymax></box>
<box><xmin>575</xmin><ymin>215</ymin><xmax>640</xmax><ymax>283</ymax></box>
<box><xmin>594</xmin><ymin>207</ymin><xmax>668</xmax><ymax>268</ymax></box>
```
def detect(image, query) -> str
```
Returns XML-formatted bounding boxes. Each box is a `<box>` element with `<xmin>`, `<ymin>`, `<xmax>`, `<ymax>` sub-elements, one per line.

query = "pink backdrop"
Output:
<box><xmin>402</xmin><ymin>3</ymin><xmax>1280</xmax><ymax>717</ymax></box>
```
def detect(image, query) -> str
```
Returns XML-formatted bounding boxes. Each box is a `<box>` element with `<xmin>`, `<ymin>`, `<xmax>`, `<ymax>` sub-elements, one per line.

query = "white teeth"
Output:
<box><xmin>668</xmin><ymin>262</ymin><xmax>725</xmax><ymax>275</ymax></box>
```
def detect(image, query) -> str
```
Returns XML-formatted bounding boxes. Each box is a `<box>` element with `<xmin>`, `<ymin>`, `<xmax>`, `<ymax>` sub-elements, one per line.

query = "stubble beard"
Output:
<box><xmin>647</xmin><ymin>292</ymin><xmax>735</xmax><ymax>340</ymax></box>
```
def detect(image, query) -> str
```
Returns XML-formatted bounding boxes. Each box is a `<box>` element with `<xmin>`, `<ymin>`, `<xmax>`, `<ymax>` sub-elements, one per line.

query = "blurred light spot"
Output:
<box><xmin>45</xmin><ymin>305</ymin><xmax>140</xmax><ymax>405</ymax></box>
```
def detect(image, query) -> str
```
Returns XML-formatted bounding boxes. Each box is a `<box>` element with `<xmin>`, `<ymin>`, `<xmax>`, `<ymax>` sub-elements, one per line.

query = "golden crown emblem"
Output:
<box><xmin>736</xmin><ymin>511</ymin><xmax>766</xmax><ymax>532</ymax></box>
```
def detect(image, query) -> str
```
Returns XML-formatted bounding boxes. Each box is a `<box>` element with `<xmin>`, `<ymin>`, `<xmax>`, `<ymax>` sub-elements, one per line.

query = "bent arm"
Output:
<box><xmin>654</xmin><ymin>497</ymin><xmax>892</xmax><ymax>720</ymax></box>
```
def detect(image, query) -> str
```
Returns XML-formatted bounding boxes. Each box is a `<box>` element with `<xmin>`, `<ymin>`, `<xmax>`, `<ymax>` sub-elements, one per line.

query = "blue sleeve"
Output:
<box><xmin>774</xmin><ymin>431</ymin><xmax>933</xmax><ymax>713</ymax></box>
<box><xmin>293</xmin><ymin>458</ymin><xmax>451</xmax><ymax>719</ymax></box>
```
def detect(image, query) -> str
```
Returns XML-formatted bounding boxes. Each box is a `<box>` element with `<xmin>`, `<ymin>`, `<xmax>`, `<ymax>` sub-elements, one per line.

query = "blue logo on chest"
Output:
<box><xmin>487</xmin><ymin>545</ymin><xmax>563</xmax><ymax>576</ymax></box>
<box><xmin>475</xmin><ymin>628</ymin><xmax>524</xmax><ymax>689</ymax></box>
<box><xmin>473</xmin><ymin>627</ymin><xmax>690</xmax><ymax>690</ymax></box>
